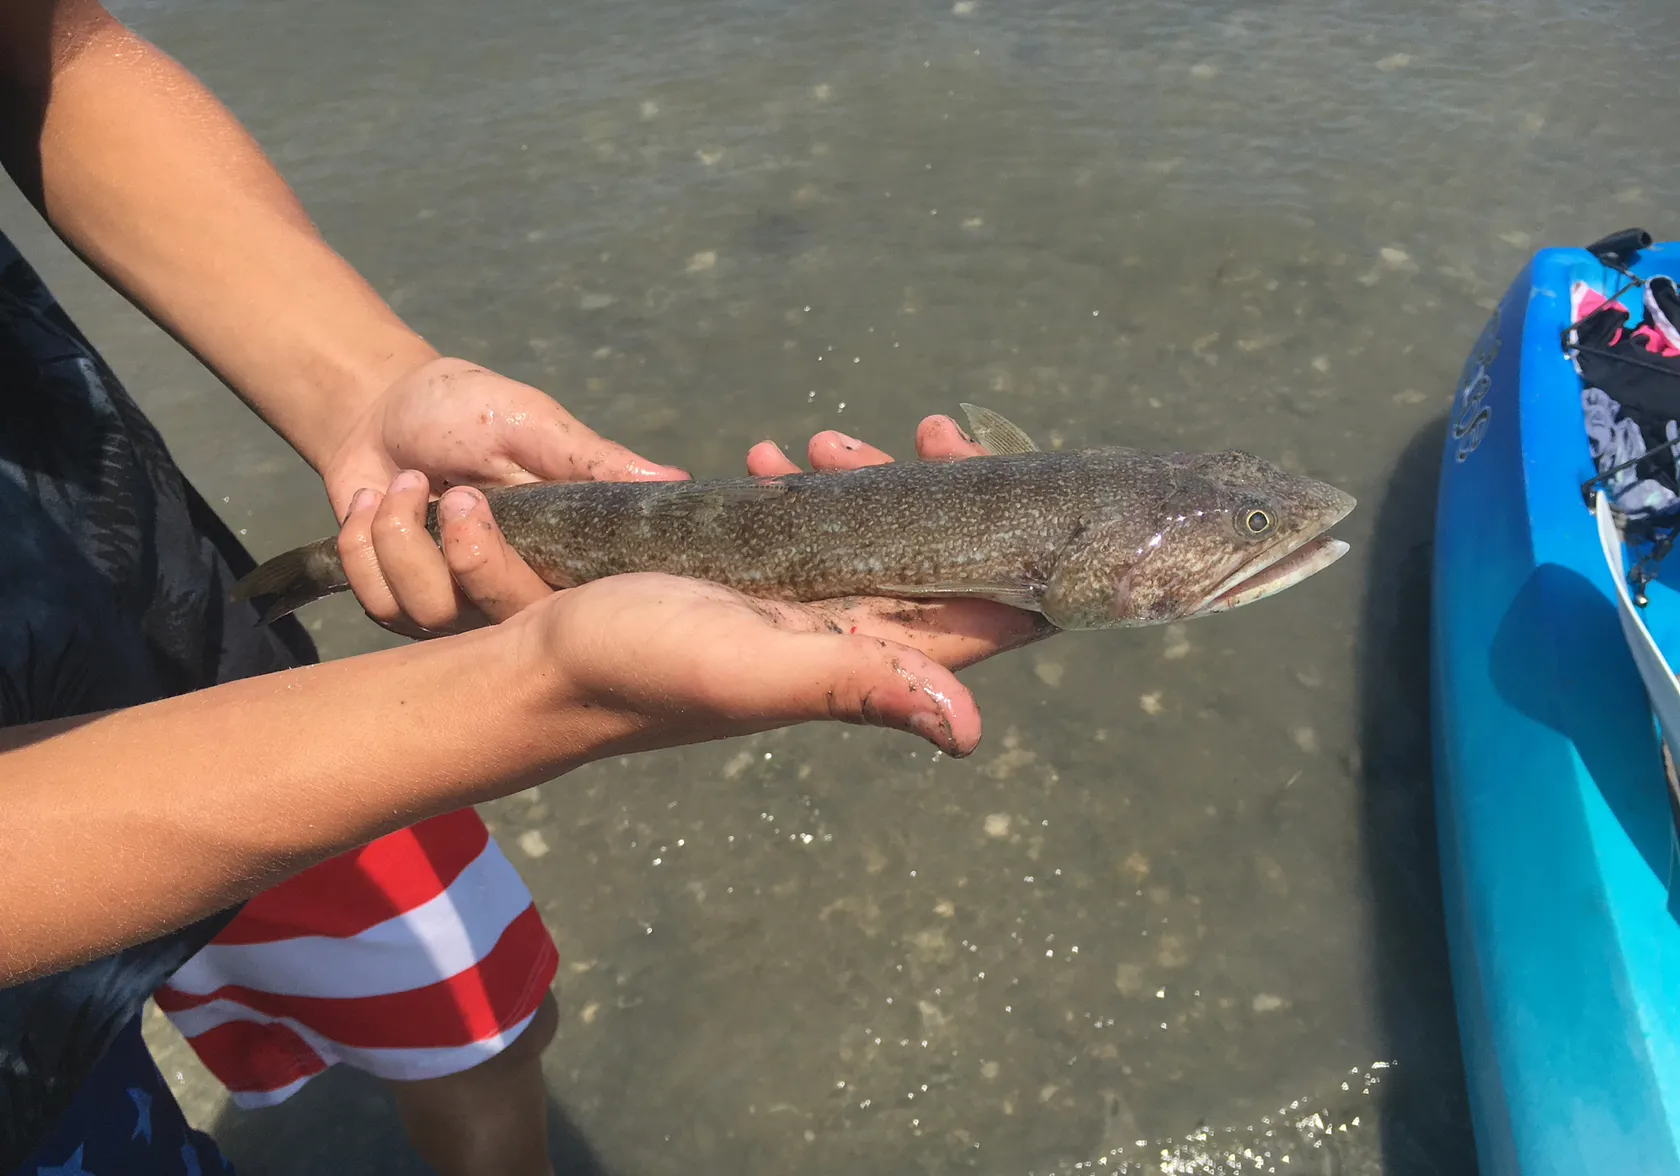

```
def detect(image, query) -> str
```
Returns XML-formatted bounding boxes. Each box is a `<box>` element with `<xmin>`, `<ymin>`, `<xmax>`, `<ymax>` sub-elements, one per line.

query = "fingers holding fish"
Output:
<box><xmin>811</xmin><ymin>631</ymin><xmax>982</xmax><ymax>755</ymax></box>
<box><xmin>651</xmin><ymin>587</ymin><xmax>1050</xmax><ymax>672</ymax></box>
<box><xmin>507</xmin><ymin>389</ymin><xmax>691</xmax><ymax>485</ymax></box>
<box><xmin>335</xmin><ymin>483</ymin><xmax>400</xmax><ymax>625</ymax></box>
<box><xmin>367</xmin><ymin>357</ymin><xmax>691</xmax><ymax>488</ymax></box>
<box><xmin>706</xmin><ymin>614</ymin><xmax>981</xmax><ymax>754</ymax></box>
<box><xmin>915</xmin><ymin>414</ymin><xmax>990</xmax><ymax>461</ymax></box>
<box><xmin>338</xmin><ymin>470</ymin><xmax>479</xmax><ymax>638</ymax></box>
<box><xmin>436</xmin><ymin>487</ymin><xmax>554</xmax><ymax>624</ymax></box>
<box><xmin>525</xmin><ymin>572</ymin><xmax>984</xmax><ymax>756</ymax></box>
<box><xmin>743</xmin><ymin>432</ymin><xmax>895</xmax><ymax>475</ymax></box>
<box><xmin>808</xmin><ymin>431</ymin><xmax>895</xmax><ymax>469</ymax></box>
<box><xmin>744</xmin><ymin>440</ymin><xmax>803</xmax><ymax>477</ymax></box>
<box><xmin>797</xmin><ymin>596</ymin><xmax>1057</xmax><ymax>671</ymax></box>
<box><xmin>807</xmin><ymin>417</ymin><xmax>988</xmax><ymax>465</ymax></box>
<box><xmin>743</xmin><ymin>416</ymin><xmax>984</xmax><ymax>478</ymax></box>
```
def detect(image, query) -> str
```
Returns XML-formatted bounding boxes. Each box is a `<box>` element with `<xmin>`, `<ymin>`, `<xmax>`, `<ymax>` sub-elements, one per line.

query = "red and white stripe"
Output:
<box><xmin>153</xmin><ymin>809</ymin><xmax>559</xmax><ymax>1108</ymax></box>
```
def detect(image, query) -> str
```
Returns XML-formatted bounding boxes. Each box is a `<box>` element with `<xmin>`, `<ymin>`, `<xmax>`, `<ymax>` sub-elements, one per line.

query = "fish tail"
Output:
<box><xmin>230</xmin><ymin>537</ymin><xmax>349</xmax><ymax>623</ymax></box>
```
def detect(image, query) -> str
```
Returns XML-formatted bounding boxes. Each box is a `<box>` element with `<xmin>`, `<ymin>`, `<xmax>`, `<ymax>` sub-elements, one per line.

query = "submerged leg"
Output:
<box><xmin>386</xmin><ymin>991</ymin><xmax>560</xmax><ymax>1176</ymax></box>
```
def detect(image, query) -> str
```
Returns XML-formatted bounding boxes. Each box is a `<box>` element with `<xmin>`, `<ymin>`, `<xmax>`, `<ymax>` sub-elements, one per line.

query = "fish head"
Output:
<box><xmin>1041</xmin><ymin>449</ymin><xmax>1355</xmax><ymax>629</ymax></box>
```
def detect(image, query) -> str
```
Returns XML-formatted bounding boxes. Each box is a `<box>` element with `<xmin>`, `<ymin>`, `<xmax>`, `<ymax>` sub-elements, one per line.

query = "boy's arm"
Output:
<box><xmin>0</xmin><ymin>0</ymin><xmax>432</xmax><ymax>471</ymax></box>
<box><xmin>0</xmin><ymin>2</ymin><xmax>1052</xmax><ymax>661</ymax></box>
<box><xmin>0</xmin><ymin>624</ymin><xmax>561</xmax><ymax>986</ymax></box>
<box><xmin>0</xmin><ymin>0</ymin><xmax>691</xmax><ymax>637</ymax></box>
<box><xmin>0</xmin><ymin>559</ymin><xmax>984</xmax><ymax>987</ymax></box>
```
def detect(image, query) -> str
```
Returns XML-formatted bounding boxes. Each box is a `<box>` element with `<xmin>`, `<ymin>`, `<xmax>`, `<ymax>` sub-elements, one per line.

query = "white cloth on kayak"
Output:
<box><xmin>1582</xmin><ymin>385</ymin><xmax>1680</xmax><ymax>517</ymax></box>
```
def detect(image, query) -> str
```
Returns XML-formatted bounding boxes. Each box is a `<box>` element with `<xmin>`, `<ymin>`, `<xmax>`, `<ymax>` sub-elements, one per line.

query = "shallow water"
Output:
<box><xmin>11</xmin><ymin>0</ymin><xmax>1680</xmax><ymax>1170</ymax></box>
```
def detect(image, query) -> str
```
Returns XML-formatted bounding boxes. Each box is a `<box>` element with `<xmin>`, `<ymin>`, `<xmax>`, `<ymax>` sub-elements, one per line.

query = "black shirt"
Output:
<box><xmin>0</xmin><ymin>230</ymin><xmax>316</xmax><ymax>1169</ymax></box>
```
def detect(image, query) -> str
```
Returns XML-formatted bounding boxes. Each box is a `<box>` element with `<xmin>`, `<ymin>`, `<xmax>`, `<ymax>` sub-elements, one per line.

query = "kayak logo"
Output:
<box><xmin>1452</xmin><ymin>313</ymin><xmax>1500</xmax><ymax>462</ymax></box>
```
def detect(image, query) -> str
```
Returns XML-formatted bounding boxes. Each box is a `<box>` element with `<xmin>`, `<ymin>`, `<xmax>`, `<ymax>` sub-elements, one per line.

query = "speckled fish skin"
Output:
<box><xmin>231</xmin><ymin>430</ymin><xmax>1356</xmax><ymax>631</ymax></box>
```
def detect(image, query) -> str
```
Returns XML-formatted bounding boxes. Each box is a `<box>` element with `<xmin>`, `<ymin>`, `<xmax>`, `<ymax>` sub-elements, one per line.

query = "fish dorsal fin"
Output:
<box><xmin>959</xmin><ymin>403</ymin><xmax>1041</xmax><ymax>455</ymax></box>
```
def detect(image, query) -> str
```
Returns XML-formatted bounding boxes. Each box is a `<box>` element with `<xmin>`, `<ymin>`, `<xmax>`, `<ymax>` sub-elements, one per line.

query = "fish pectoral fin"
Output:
<box><xmin>643</xmin><ymin>477</ymin><xmax>792</xmax><ymax>514</ymax></box>
<box><xmin>874</xmin><ymin>581</ymin><xmax>1045</xmax><ymax>612</ymax></box>
<box><xmin>958</xmin><ymin>403</ymin><xmax>1041</xmax><ymax>455</ymax></box>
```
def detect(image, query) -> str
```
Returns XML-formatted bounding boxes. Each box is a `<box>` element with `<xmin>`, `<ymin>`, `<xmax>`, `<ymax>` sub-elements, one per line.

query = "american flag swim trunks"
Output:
<box><xmin>152</xmin><ymin>809</ymin><xmax>559</xmax><ymax>1106</ymax></box>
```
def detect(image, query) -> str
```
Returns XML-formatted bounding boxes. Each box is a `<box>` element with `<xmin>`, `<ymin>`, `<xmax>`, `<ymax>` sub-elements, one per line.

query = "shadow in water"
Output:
<box><xmin>207</xmin><ymin>1065</ymin><xmax>613</xmax><ymax>1176</ymax></box>
<box><xmin>1355</xmin><ymin>413</ymin><xmax>1480</xmax><ymax>1173</ymax></box>
<box><xmin>1488</xmin><ymin>562</ymin><xmax>1672</xmax><ymax>882</ymax></box>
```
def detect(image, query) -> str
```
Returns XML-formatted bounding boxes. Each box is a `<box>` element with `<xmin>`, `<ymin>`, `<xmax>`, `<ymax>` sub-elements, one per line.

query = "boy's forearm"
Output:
<box><xmin>0</xmin><ymin>625</ymin><xmax>576</xmax><ymax>985</ymax></box>
<box><xmin>0</xmin><ymin>1</ymin><xmax>436</xmax><ymax>471</ymax></box>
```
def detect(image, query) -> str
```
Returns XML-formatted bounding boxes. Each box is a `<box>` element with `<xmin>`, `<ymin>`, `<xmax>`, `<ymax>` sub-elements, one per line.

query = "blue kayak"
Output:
<box><xmin>1432</xmin><ymin>230</ymin><xmax>1680</xmax><ymax>1173</ymax></box>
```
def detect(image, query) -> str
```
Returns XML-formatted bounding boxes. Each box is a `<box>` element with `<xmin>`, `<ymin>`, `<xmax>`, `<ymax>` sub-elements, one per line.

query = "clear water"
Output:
<box><xmin>9</xmin><ymin>0</ymin><xmax>1679</xmax><ymax>1170</ymax></box>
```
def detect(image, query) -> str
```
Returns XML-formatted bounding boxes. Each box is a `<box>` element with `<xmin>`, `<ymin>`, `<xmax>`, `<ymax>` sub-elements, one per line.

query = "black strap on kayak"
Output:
<box><xmin>1563</xmin><ymin>227</ymin><xmax>1654</xmax><ymax>396</ymax></box>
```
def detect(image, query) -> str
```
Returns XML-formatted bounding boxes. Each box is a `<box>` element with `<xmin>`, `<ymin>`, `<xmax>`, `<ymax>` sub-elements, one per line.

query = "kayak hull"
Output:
<box><xmin>1431</xmin><ymin>243</ymin><xmax>1680</xmax><ymax>1173</ymax></box>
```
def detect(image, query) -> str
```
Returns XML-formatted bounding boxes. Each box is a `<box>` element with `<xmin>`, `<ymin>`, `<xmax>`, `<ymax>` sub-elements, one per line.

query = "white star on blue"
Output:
<box><xmin>35</xmin><ymin>1143</ymin><xmax>94</xmax><ymax>1176</ymax></box>
<box><xmin>128</xmin><ymin>1086</ymin><xmax>153</xmax><ymax>1143</ymax></box>
<box><xmin>19</xmin><ymin>1014</ymin><xmax>240</xmax><ymax>1175</ymax></box>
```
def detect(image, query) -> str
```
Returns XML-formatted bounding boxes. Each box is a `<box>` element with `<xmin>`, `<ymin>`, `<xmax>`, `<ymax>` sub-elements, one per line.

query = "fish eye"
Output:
<box><xmin>1240</xmin><ymin>508</ymin><xmax>1274</xmax><ymax>536</ymax></box>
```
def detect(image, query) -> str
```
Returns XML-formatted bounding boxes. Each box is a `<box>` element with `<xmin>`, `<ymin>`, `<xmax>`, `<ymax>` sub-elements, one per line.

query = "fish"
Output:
<box><xmin>230</xmin><ymin>404</ymin><xmax>1356</xmax><ymax>629</ymax></box>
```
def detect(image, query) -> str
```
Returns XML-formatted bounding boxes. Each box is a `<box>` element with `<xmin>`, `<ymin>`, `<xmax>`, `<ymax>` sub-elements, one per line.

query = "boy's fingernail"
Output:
<box><xmin>347</xmin><ymin>489</ymin><xmax>377</xmax><ymax>515</ymax></box>
<box><xmin>907</xmin><ymin>710</ymin><xmax>956</xmax><ymax>754</ymax></box>
<box><xmin>438</xmin><ymin>487</ymin><xmax>481</xmax><ymax>521</ymax></box>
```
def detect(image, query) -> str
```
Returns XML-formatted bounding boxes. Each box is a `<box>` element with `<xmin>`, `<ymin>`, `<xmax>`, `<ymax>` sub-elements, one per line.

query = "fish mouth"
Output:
<box><xmin>1196</xmin><ymin>535</ymin><xmax>1352</xmax><ymax>615</ymax></box>
<box><xmin>1191</xmin><ymin>484</ymin><xmax>1357</xmax><ymax>616</ymax></box>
